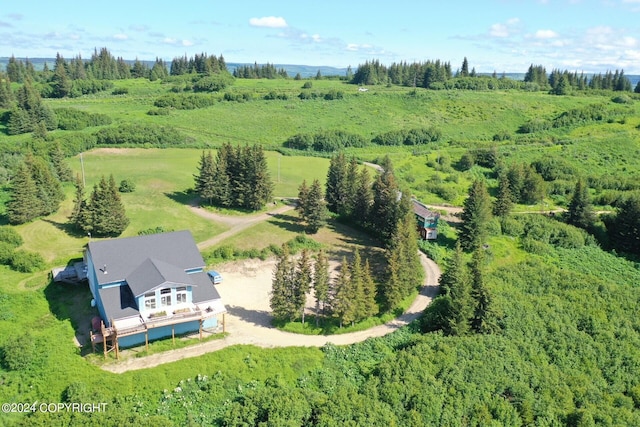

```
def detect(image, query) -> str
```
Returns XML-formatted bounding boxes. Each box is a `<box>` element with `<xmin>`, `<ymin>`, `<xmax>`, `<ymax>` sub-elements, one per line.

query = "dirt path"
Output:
<box><xmin>101</xmin><ymin>253</ymin><xmax>440</xmax><ymax>373</ymax></box>
<box><xmin>189</xmin><ymin>202</ymin><xmax>296</xmax><ymax>250</ymax></box>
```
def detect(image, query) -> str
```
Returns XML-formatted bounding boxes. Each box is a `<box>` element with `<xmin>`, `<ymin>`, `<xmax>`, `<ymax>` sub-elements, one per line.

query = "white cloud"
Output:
<box><xmin>311</xmin><ymin>34</ymin><xmax>321</xmax><ymax>42</ymax></box>
<box><xmin>534</xmin><ymin>29</ymin><xmax>558</xmax><ymax>39</ymax></box>
<box><xmin>113</xmin><ymin>33</ymin><xmax>128</xmax><ymax>40</ymax></box>
<box><xmin>182</xmin><ymin>39</ymin><xmax>193</xmax><ymax>47</ymax></box>
<box><xmin>249</xmin><ymin>16</ymin><xmax>288</xmax><ymax>28</ymax></box>
<box><xmin>489</xmin><ymin>18</ymin><xmax>520</xmax><ymax>38</ymax></box>
<box><xmin>490</xmin><ymin>24</ymin><xmax>509</xmax><ymax>38</ymax></box>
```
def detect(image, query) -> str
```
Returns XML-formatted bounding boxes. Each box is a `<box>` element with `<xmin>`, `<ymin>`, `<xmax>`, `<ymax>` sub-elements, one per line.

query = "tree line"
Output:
<box><xmin>233</xmin><ymin>62</ymin><xmax>288</xmax><ymax>79</ymax></box>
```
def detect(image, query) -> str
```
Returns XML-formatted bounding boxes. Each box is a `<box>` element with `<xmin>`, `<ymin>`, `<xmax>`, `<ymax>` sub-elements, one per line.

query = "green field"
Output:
<box><xmin>1</xmin><ymin>77</ymin><xmax>640</xmax><ymax>425</ymax></box>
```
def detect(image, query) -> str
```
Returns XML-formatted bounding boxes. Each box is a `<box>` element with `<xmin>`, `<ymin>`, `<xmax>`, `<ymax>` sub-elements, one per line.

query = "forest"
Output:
<box><xmin>0</xmin><ymin>48</ymin><xmax>639</xmax><ymax>426</ymax></box>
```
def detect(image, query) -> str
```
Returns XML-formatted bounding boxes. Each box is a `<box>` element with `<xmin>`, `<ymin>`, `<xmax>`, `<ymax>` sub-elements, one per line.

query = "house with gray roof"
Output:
<box><xmin>85</xmin><ymin>230</ymin><xmax>226</xmax><ymax>349</ymax></box>
<box><xmin>412</xmin><ymin>199</ymin><xmax>440</xmax><ymax>240</ymax></box>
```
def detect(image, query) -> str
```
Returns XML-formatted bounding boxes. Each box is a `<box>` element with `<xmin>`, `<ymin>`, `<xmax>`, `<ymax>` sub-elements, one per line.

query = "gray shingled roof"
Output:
<box><xmin>87</xmin><ymin>230</ymin><xmax>205</xmax><ymax>287</ymax></box>
<box><xmin>412</xmin><ymin>199</ymin><xmax>439</xmax><ymax>219</ymax></box>
<box><xmin>127</xmin><ymin>257</ymin><xmax>197</xmax><ymax>298</ymax></box>
<box><xmin>88</xmin><ymin>231</ymin><xmax>222</xmax><ymax>322</ymax></box>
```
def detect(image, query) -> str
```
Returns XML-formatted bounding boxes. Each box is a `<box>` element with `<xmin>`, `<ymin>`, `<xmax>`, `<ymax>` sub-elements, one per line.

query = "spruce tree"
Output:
<box><xmin>383</xmin><ymin>247</ymin><xmax>404</xmax><ymax>312</ymax></box>
<box><xmin>304</xmin><ymin>179</ymin><xmax>327</xmax><ymax>233</ymax></box>
<box><xmin>441</xmin><ymin>243</ymin><xmax>472</xmax><ymax>336</ymax></box>
<box><xmin>325</xmin><ymin>152</ymin><xmax>347</xmax><ymax>214</ymax></box>
<box><xmin>342</xmin><ymin>157</ymin><xmax>360</xmax><ymax>217</ymax></box>
<box><xmin>297</xmin><ymin>180</ymin><xmax>309</xmax><ymax>215</ymax></box>
<box><xmin>459</xmin><ymin>179</ymin><xmax>492</xmax><ymax>251</ymax></box>
<box><xmin>493</xmin><ymin>171</ymin><xmax>513</xmax><ymax>217</ymax></box>
<box><xmin>103</xmin><ymin>174</ymin><xmax>129</xmax><ymax>236</ymax></box>
<box><xmin>194</xmin><ymin>151</ymin><xmax>216</xmax><ymax>205</ymax></box>
<box><xmin>313</xmin><ymin>250</ymin><xmax>330</xmax><ymax>326</ymax></box>
<box><xmin>353</xmin><ymin>168</ymin><xmax>373</xmax><ymax>224</ymax></box>
<box><xmin>566</xmin><ymin>179</ymin><xmax>595</xmax><ymax>230</ymax></box>
<box><xmin>469</xmin><ymin>249</ymin><xmax>497</xmax><ymax>334</ymax></box>
<box><xmin>245</xmin><ymin>145</ymin><xmax>273</xmax><ymax>210</ymax></box>
<box><xmin>270</xmin><ymin>245</ymin><xmax>297</xmax><ymax>321</ymax></box>
<box><xmin>332</xmin><ymin>257</ymin><xmax>354</xmax><ymax>327</ymax></box>
<box><xmin>6</xmin><ymin>163</ymin><xmax>39</xmax><ymax>224</ymax></box>
<box><xmin>606</xmin><ymin>194</ymin><xmax>640</xmax><ymax>255</ymax></box>
<box><xmin>211</xmin><ymin>147</ymin><xmax>231</xmax><ymax>207</ymax></box>
<box><xmin>70</xmin><ymin>174</ymin><xmax>87</xmax><ymax>231</ymax></box>
<box><xmin>349</xmin><ymin>249</ymin><xmax>367</xmax><ymax>322</ymax></box>
<box><xmin>295</xmin><ymin>249</ymin><xmax>313</xmax><ymax>324</ymax></box>
<box><xmin>24</xmin><ymin>153</ymin><xmax>64</xmax><ymax>216</ymax></box>
<box><xmin>362</xmin><ymin>259</ymin><xmax>378</xmax><ymax>318</ymax></box>
<box><xmin>50</xmin><ymin>142</ymin><xmax>73</xmax><ymax>182</ymax></box>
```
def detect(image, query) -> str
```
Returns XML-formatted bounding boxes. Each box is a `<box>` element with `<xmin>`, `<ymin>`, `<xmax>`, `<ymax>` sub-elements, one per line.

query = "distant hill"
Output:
<box><xmin>0</xmin><ymin>57</ymin><xmax>637</xmax><ymax>85</ymax></box>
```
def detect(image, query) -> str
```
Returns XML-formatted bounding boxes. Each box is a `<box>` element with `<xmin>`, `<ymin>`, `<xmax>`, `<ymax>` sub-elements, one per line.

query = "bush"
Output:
<box><xmin>147</xmin><ymin>107</ymin><xmax>172</xmax><ymax>116</ymax></box>
<box><xmin>54</xmin><ymin>108</ymin><xmax>112</xmax><ymax>131</ymax></box>
<box><xmin>95</xmin><ymin>124</ymin><xmax>188</xmax><ymax>146</ymax></box>
<box><xmin>0</xmin><ymin>242</ymin><xmax>14</xmax><ymax>264</ymax></box>
<box><xmin>284</xmin><ymin>130</ymin><xmax>368</xmax><ymax>152</ymax></box>
<box><xmin>10</xmin><ymin>250</ymin><xmax>45</xmax><ymax>272</ymax></box>
<box><xmin>138</xmin><ymin>226</ymin><xmax>173</xmax><ymax>236</ymax></box>
<box><xmin>154</xmin><ymin>93</ymin><xmax>217</xmax><ymax>110</ymax></box>
<box><xmin>1</xmin><ymin>333</ymin><xmax>37</xmax><ymax>371</ymax></box>
<box><xmin>193</xmin><ymin>74</ymin><xmax>234</xmax><ymax>92</ymax></box>
<box><xmin>0</xmin><ymin>226</ymin><xmax>23</xmax><ymax>247</ymax></box>
<box><xmin>112</xmin><ymin>87</ymin><xmax>129</xmax><ymax>95</ymax></box>
<box><xmin>119</xmin><ymin>179</ymin><xmax>136</xmax><ymax>193</ymax></box>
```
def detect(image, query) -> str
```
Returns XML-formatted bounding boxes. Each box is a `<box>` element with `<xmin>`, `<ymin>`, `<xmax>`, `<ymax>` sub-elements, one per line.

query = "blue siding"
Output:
<box><xmin>203</xmin><ymin>317</ymin><xmax>218</xmax><ymax>329</ymax></box>
<box><xmin>117</xmin><ymin>320</ymin><xmax>205</xmax><ymax>348</ymax></box>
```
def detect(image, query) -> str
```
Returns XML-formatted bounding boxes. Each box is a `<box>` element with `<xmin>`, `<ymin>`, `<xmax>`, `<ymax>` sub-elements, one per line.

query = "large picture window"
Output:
<box><xmin>144</xmin><ymin>292</ymin><xmax>156</xmax><ymax>310</ymax></box>
<box><xmin>176</xmin><ymin>286</ymin><xmax>187</xmax><ymax>304</ymax></box>
<box><xmin>160</xmin><ymin>288</ymin><xmax>172</xmax><ymax>307</ymax></box>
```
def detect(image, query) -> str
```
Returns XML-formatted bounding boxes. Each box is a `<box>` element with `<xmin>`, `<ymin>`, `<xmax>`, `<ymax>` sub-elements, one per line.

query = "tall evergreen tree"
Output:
<box><xmin>325</xmin><ymin>153</ymin><xmax>348</xmax><ymax>214</ymax></box>
<box><xmin>6</xmin><ymin>163</ymin><xmax>39</xmax><ymax>224</ymax></box>
<box><xmin>313</xmin><ymin>250</ymin><xmax>330</xmax><ymax>326</ymax></box>
<box><xmin>84</xmin><ymin>175</ymin><xmax>129</xmax><ymax>236</ymax></box>
<box><xmin>342</xmin><ymin>157</ymin><xmax>360</xmax><ymax>217</ymax></box>
<box><xmin>566</xmin><ymin>179</ymin><xmax>595</xmax><ymax>230</ymax></box>
<box><xmin>459</xmin><ymin>179</ymin><xmax>492</xmax><ymax>251</ymax></box>
<box><xmin>493</xmin><ymin>171</ymin><xmax>513</xmax><ymax>217</ymax></box>
<box><xmin>469</xmin><ymin>249</ymin><xmax>497</xmax><ymax>334</ymax></box>
<box><xmin>49</xmin><ymin>142</ymin><xmax>73</xmax><ymax>182</ymax></box>
<box><xmin>349</xmin><ymin>249</ymin><xmax>367</xmax><ymax>322</ymax></box>
<box><xmin>440</xmin><ymin>243</ymin><xmax>472</xmax><ymax>336</ymax></box>
<box><xmin>194</xmin><ymin>151</ymin><xmax>216</xmax><ymax>205</ymax></box>
<box><xmin>270</xmin><ymin>245</ymin><xmax>297</xmax><ymax>321</ymax></box>
<box><xmin>211</xmin><ymin>147</ymin><xmax>231</xmax><ymax>207</ymax></box>
<box><xmin>303</xmin><ymin>179</ymin><xmax>327</xmax><ymax>234</ymax></box>
<box><xmin>244</xmin><ymin>145</ymin><xmax>274</xmax><ymax>210</ymax></box>
<box><xmin>460</xmin><ymin>57</ymin><xmax>470</xmax><ymax>77</ymax></box>
<box><xmin>353</xmin><ymin>168</ymin><xmax>373</xmax><ymax>224</ymax></box>
<box><xmin>297</xmin><ymin>180</ymin><xmax>309</xmax><ymax>215</ymax></box>
<box><xmin>295</xmin><ymin>249</ymin><xmax>313</xmax><ymax>324</ymax></box>
<box><xmin>605</xmin><ymin>194</ymin><xmax>640</xmax><ymax>255</ymax></box>
<box><xmin>361</xmin><ymin>259</ymin><xmax>379</xmax><ymax>318</ymax></box>
<box><xmin>24</xmin><ymin>153</ymin><xmax>64</xmax><ymax>216</ymax></box>
<box><xmin>69</xmin><ymin>174</ymin><xmax>87</xmax><ymax>232</ymax></box>
<box><xmin>371</xmin><ymin>162</ymin><xmax>403</xmax><ymax>243</ymax></box>
<box><xmin>332</xmin><ymin>257</ymin><xmax>355</xmax><ymax>327</ymax></box>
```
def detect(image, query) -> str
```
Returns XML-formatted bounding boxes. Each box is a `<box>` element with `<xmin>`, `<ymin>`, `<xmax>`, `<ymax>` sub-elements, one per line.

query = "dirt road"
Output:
<box><xmin>102</xmin><ymin>252</ymin><xmax>440</xmax><ymax>373</ymax></box>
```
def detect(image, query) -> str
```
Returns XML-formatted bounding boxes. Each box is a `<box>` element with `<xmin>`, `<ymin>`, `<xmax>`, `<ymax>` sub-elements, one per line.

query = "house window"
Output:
<box><xmin>160</xmin><ymin>288</ymin><xmax>172</xmax><ymax>307</ymax></box>
<box><xmin>144</xmin><ymin>292</ymin><xmax>156</xmax><ymax>310</ymax></box>
<box><xmin>176</xmin><ymin>286</ymin><xmax>187</xmax><ymax>304</ymax></box>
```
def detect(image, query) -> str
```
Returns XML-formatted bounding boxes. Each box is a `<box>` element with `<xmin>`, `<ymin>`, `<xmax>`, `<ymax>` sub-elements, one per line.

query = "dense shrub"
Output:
<box><xmin>10</xmin><ymin>249</ymin><xmax>45</xmax><ymax>272</ymax></box>
<box><xmin>284</xmin><ymin>130</ymin><xmax>368</xmax><ymax>152</ymax></box>
<box><xmin>0</xmin><ymin>333</ymin><xmax>37</xmax><ymax>371</ymax></box>
<box><xmin>264</xmin><ymin>91</ymin><xmax>289</xmax><ymax>100</ymax></box>
<box><xmin>54</xmin><ymin>108</ymin><xmax>112</xmax><ymax>131</ymax></box>
<box><xmin>147</xmin><ymin>107</ymin><xmax>172</xmax><ymax>116</ymax></box>
<box><xmin>372</xmin><ymin>127</ymin><xmax>442</xmax><ymax>146</ymax></box>
<box><xmin>531</xmin><ymin>157</ymin><xmax>576</xmax><ymax>181</ymax></box>
<box><xmin>192</xmin><ymin>74</ymin><xmax>233</xmax><ymax>92</ymax></box>
<box><xmin>154</xmin><ymin>93</ymin><xmax>216</xmax><ymax>109</ymax></box>
<box><xmin>69</xmin><ymin>79</ymin><xmax>113</xmax><ymax>97</ymax></box>
<box><xmin>111</xmin><ymin>87</ymin><xmax>129</xmax><ymax>95</ymax></box>
<box><xmin>0</xmin><ymin>242</ymin><xmax>14</xmax><ymax>264</ymax></box>
<box><xmin>118</xmin><ymin>179</ymin><xmax>136</xmax><ymax>193</ymax></box>
<box><xmin>95</xmin><ymin>124</ymin><xmax>187</xmax><ymax>146</ymax></box>
<box><xmin>0</xmin><ymin>226</ymin><xmax>23</xmax><ymax>247</ymax></box>
<box><xmin>223</xmin><ymin>92</ymin><xmax>252</xmax><ymax>102</ymax></box>
<box><xmin>138</xmin><ymin>226</ymin><xmax>173</xmax><ymax>236</ymax></box>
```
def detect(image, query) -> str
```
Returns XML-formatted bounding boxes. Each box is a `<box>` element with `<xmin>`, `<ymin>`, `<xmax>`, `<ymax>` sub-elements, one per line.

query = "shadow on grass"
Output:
<box><xmin>267</xmin><ymin>213</ymin><xmax>307</xmax><ymax>234</ymax></box>
<box><xmin>165</xmin><ymin>189</ymin><xmax>197</xmax><ymax>206</ymax></box>
<box><xmin>44</xmin><ymin>277</ymin><xmax>98</xmax><ymax>356</ymax></box>
<box><xmin>42</xmin><ymin>218</ymin><xmax>88</xmax><ymax>238</ymax></box>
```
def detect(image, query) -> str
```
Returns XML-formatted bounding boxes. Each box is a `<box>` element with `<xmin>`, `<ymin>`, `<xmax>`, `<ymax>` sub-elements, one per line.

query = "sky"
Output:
<box><xmin>1</xmin><ymin>0</ymin><xmax>639</xmax><ymax>73</ymax></box>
